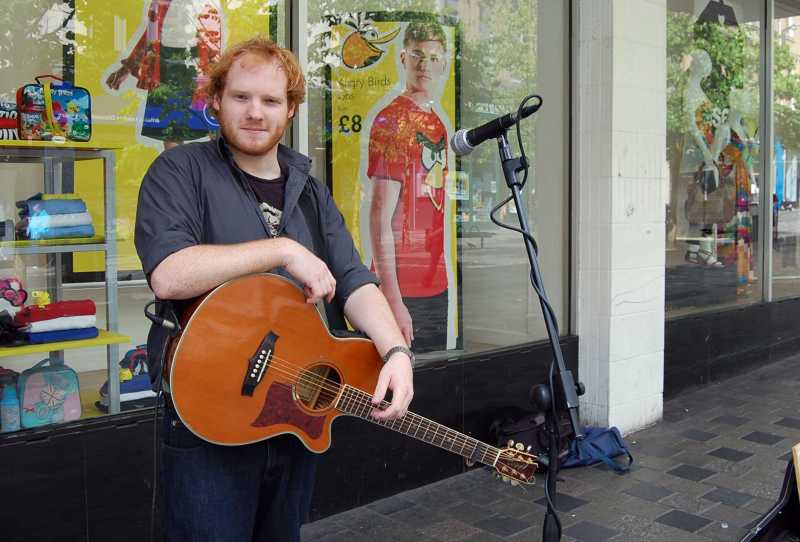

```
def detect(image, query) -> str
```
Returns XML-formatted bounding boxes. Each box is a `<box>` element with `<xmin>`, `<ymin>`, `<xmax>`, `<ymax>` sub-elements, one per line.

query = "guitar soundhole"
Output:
<box><xmin>295</xmin><ymin>364</ymin><xmax>342</xmax><ymax>412</ymax></box>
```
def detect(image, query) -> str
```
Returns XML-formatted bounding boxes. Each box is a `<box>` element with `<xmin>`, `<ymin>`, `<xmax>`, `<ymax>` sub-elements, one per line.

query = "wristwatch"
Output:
<box><xmin>382</xmin><ymin>345</ymin><xmax>415</xmax><ymax>367</ymax></box>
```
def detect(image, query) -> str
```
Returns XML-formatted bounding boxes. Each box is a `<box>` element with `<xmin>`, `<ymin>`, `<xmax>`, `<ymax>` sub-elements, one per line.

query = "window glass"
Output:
<box><xmin>772</xmin><ymin>2</ymin><xmax>800</xmax><ymax>299</ymax></box>
<box><xmin>0</xmin><ymin>0</ymin><xmax>284</xmax><ymax>431</ymax></box>
<box><xmin>306</xmin><ymin>0</ymin><xmax>569</xmax><ymax>360</ymax></box>
<box><xmin>666</xmin><ymin>0</ymin><xmax>762</xmax><ymax>316</ymax></box>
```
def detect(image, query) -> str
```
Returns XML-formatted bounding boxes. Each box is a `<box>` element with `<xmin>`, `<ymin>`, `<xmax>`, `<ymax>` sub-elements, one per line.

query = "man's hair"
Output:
<box><xmin>203</xmin><ymin>37</ymin><xmax>306</xmax><ymax>114</ymax></box>
<box><xmin>403</xmin><ymin>21</ymin><xmax>447</xmax><ymax>52</ymax></box>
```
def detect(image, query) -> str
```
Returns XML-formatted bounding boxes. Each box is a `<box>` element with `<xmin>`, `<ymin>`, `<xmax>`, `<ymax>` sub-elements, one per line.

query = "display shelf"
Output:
<box><xmin>0</xmin><ymin>236</ymin><xmax>106</xmax><ymax>256</ymax></box>
<box><xmin>0</xmin><ymin>330</ymin><xmax>130</xmax><ymax>358</ymax></box>
<box><xmin>0</xmin><ymin>145</ymin><xmax>123</xmax><ymax>413</ymax></box>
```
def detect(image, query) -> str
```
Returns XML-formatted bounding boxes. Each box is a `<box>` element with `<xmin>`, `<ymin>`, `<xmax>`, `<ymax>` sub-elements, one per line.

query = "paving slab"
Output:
<box><xmin>303</xmin><ymin>354</ymin><xmax>800</xmax><ymax>542</ymax></box>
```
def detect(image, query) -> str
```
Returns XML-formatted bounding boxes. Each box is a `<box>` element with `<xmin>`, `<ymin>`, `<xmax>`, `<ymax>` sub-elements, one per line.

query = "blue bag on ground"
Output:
<box><xmin>562</xmin><ymin>426</ymin><xmax>633</xmax><ymax>472</ymax></box>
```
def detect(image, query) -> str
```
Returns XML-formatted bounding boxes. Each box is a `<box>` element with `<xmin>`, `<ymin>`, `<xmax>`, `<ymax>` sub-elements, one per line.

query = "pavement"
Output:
<box><xmin>301</xmin><ymin>353</ymin><xmax>800</xmax><ymax>542</ymax></box>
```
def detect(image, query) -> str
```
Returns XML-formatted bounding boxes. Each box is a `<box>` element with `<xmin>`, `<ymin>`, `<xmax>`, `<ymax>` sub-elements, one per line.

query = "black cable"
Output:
<box><xmin>545</xmin><ymin>358</ymin><xmax>563</xmax><ymax>538</ymax></box>
<box><xmin>149</xmin><ymin>359</ymin><xmax>164</xmax><ymax>542</ymax></box>
<box><xmin>490</xmin><ymin>94</ymin><xmax>563</xmax><ymax>539</ymax></box>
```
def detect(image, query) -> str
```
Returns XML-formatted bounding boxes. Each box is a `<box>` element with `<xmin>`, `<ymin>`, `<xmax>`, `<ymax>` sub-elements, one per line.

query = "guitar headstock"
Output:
<box><xmin>495</xmin><ymin>441</ymin><xmax>539</xmax><ymax>485</ymax></box>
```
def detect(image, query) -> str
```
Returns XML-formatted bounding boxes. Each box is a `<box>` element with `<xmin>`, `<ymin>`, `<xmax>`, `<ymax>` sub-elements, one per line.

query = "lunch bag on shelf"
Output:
<box><xmin>16</xmin><ymin>75</ymin><xmax>91</xmax><ymax>142</ymax></box>
<box><xmin>17</xmin><ymin>358</ymin><xmax>81</xmax><ymax>428</ymax></box>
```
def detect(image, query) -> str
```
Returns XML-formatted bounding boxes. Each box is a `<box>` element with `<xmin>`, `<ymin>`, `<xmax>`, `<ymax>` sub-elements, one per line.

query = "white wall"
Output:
<box><xmin>575</xmin><ymin>0</ymin><xmax>667</xmax><ymax>433</ymax></box>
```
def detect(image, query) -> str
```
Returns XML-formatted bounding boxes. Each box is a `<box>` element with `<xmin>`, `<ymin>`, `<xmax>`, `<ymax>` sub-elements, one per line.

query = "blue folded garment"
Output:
<box><xmin>17</xmin><ymin>195</ymin><xmax>87</xmax><ymax>217</ymax></box>
<box><xmin>121</xmin><ymin>373</ymin><xmax>152</xmax><ymax>394</ymax></box>
<box><xmin>27</xmin><ymin>326</ymin><xmax>99</xmax><ymax>344</ymax></box>
<box><xmin>27</xmin><ymin>224</ymin><xmax>95</xmax><ymax>240</ymax></box>
<box><xmin>99</xmin><ymin>373</ymin><xmax>152</xmax><ymax>399</ymax></box>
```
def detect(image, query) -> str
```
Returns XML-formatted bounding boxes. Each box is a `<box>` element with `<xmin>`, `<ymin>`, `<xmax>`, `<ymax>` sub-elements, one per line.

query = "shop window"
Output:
<box><xmin>0</xmin><ymin>0</ymin><xmax>285</xmax><ymax>431</ymax></box>
<box><xmin>665</xmin><ymin>0</ymin><xmax>762</xmax><ymax>316</ymax></box>
<box><xmin>772</xmin><ymin>3</ymin><xmax>800</xmax><ymax>300</ymax></box>
<box><xmin>305</xmin><ymin>0</ymin><xmax>569</xmax><ymax>360</ymax></box>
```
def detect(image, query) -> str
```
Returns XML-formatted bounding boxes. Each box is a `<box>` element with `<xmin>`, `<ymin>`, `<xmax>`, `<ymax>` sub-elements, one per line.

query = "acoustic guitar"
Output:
<box><xmin>165</xmin><ymin>273</ymin><xmax>538</xmax><ymax>485</ymax></box>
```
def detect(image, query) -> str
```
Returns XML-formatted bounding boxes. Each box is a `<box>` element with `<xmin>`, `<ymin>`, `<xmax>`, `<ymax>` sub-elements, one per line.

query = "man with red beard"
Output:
<box><xmin>135</xmin><ymin>38</ymin><xmax>413</xmax><ymax>542</ymax></box>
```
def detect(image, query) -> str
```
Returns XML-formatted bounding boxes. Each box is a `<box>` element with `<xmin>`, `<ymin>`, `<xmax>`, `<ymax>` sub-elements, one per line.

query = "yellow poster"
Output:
<box><xmin>328</xmin><ymin>13</ymin><xmax>460</xmax><ymax>353</ymax></box>
<box><xmin>73</xmin><ymin>0</ymin><xmax>274</xmax><ymax>275</ymax></box>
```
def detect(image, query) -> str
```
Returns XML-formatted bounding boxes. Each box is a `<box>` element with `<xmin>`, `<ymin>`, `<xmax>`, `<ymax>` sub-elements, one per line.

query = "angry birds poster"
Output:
<box><xmin>327</xmin><ymin>12</ymin><xmax>461</xmax><ymax>353</ymax></box>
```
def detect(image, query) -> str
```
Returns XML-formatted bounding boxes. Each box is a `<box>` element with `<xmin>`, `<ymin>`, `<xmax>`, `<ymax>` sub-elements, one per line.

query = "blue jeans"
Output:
<box><xmin>160</xmin><ymin>404</ymin><xmax>317</xmax><ymax>542</ymax></box>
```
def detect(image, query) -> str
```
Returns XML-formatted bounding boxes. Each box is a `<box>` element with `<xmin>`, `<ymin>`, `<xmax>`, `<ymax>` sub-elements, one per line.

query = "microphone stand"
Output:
<box><xmin>495</xmin><ymin>130</ymin><xmax>585</xmax><ymax>542</ymax></box>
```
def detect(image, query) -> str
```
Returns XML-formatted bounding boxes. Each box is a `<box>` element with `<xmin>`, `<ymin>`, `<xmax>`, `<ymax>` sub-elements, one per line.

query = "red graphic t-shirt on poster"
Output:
<box><xmin>367</xmin><ymin>95</ymin><xmax>448</xmax><ymax>298</ymax></box>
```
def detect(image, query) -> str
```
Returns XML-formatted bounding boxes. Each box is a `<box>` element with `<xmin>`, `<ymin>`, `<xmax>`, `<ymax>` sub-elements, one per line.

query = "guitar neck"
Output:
<box><xmin>335</xmin><ymin>384</ymin><xmax>501</xmax><ymax>467</ymax></box>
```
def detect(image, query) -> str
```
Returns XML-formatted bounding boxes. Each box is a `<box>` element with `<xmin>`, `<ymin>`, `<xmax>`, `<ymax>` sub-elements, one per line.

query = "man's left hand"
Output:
<box><xmin>371</xmin><ymin>352</ymin><xmax>414</xmax><ymax>421</ymax></box>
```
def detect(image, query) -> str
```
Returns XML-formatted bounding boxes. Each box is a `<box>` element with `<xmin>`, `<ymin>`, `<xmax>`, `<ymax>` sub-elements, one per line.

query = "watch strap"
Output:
<box><xmin>382</xmin><ymin>345</ymin><xmax>415</xmax><ymax>366</ymax></box>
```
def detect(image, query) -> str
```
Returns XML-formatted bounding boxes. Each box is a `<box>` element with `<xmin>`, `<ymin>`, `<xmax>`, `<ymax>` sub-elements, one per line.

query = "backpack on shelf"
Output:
<box><xmin>17</xmin><ymin>358</ymin><xmax>81</xmax><ymax>428</ymax></box>
<box><xmin>16</xmin><ymin>76</ymin><xmax>91</xmax><ymax>142</ymax></box>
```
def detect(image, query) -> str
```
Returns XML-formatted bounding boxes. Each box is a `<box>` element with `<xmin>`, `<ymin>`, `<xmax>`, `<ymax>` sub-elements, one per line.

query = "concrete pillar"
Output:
<box><xmin>575</xmin><ymin>0</ymin><xmax>667</xmax><ymax>433</ymax></box>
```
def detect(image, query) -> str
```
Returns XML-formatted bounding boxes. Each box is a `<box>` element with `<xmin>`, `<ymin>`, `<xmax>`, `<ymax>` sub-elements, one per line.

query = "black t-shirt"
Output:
<box><xmin>243</xmin><ymin>171</ymin><xmax>286</xmax><ymax>237</ymax></box>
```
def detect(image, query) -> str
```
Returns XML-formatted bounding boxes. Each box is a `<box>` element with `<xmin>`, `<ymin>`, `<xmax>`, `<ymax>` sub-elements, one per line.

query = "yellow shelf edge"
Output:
<box><xmin>0</xmin><ymin>140</ymin><xmax>120</xmax><ymax>151</ymax></box>
<box><xmin>0</xmin><ymin>330</ymin><xmax>131</xmax><ymax>358</ymax></box>
<box><xmin>0</xmin><ymin>236</ymin><xmax>106</xmax><ymax>248</ymax></box>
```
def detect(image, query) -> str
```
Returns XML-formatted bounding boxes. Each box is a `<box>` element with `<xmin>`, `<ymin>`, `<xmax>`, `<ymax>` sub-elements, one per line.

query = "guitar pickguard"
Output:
<box><xmin>251</xmin><ymin>381</ymin><xmax>325</xmax><ymax>438</ymax></box>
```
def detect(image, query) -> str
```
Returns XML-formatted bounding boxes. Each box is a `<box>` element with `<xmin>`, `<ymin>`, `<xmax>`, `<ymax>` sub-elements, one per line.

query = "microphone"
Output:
<box><xmin>450</xmin><ymin>100</ymin><xmax>542</xmax><ymax>156</ymax></box>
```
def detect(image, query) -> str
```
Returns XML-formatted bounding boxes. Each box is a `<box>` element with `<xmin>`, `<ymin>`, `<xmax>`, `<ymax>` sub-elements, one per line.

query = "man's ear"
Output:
<box><xmin>288</xmin><ymin>103</ymin><xmax>296</xmax><ymax>120</ymax></box>
<box><xmin>212</xmin><ymin>93</ymin><xmax>221</xmax><ymax>114</ymax></box>
<box><xmin>400</xmin><ymin>49</ymin><xmax>406</xmax><ymax>67</ymax></box>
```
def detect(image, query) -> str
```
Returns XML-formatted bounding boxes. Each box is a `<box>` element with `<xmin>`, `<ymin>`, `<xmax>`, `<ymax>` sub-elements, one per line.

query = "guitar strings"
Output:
<box><xmin>251</xmin><ymin>352</ymin><xmax>498</xmax><ymax>462</ymax></box>
<box><xmin>261</xmin><ymin>355</ymin><xmax>536</xmax><ymax>478</ymax></box>
<box><xmin>180</xmin><ymin>347</ymin><xmax>503</xmax><ymax>465</ymax></box>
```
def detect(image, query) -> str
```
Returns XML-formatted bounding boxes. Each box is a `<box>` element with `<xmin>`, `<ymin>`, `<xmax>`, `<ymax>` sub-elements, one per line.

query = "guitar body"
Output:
<box><xmin>165</xmin><ymin>274</ymin><xmax>540</xmax><ymax>484</ymax></box>
<box><xmin>166</xmin><ymin>273</ymin><xmax>382</xmax><ymax>451</ymax></box>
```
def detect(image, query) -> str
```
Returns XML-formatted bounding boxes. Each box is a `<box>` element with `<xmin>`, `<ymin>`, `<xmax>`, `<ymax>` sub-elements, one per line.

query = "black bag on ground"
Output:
<box><xmin>488</xmin><ymin>406</ymin><xmax>573</xmax><ymax>470</ymax></box>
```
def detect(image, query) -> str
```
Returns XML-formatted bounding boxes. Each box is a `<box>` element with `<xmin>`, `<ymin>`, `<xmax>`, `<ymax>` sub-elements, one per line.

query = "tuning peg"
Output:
<box><xmin>526</xmin><ymin>445</ymin><xmax>532</xmax><ymax>452</ymax></box>
<box><xmin>507</xmin><ymin>439</ymin><xmax>515</xmax><ymax>447</ymax></box>
<box><xmin>515</xmin><ymin>442</ymin><xmax>524</xmax><ymax>451</ymax></box>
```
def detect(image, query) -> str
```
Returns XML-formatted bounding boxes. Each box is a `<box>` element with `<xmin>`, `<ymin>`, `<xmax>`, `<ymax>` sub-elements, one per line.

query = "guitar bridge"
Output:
<box><xmin>241</xmin><ymin>331</ymin><xmax>278</xmax><ymax>396</ymax></box>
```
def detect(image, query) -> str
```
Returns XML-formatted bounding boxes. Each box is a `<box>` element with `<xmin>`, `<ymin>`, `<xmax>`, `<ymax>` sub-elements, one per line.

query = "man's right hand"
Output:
<box><xmin>282</xmin><ymin>239</ymin><xmax>336</xmax><ymax>304</ymax></box>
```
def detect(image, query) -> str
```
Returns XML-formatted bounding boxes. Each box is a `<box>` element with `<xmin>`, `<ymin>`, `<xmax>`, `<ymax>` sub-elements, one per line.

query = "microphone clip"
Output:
<box><xmin>501</xmin><ymin>153</ymin><xmax>529</xmax><ymax>189</ymax></box>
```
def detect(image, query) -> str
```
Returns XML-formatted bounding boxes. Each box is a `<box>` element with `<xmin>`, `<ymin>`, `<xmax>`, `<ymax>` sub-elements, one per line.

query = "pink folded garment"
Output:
<box><xmin>14</xmin><ymin>300</ymin><xmax>96</xmax><ymax>326</ymax></box>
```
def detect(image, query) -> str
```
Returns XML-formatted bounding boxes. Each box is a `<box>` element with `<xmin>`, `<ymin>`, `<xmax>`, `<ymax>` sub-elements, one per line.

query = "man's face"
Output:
<box><xmin>213</xmin><ymin>54</ymin><xmax>295</xmax><ymax>157</ymax></box>
<box><xmin>401</xmin><ymin>39</ymin><xmax>446</xmax><ymax>97</ymax></box>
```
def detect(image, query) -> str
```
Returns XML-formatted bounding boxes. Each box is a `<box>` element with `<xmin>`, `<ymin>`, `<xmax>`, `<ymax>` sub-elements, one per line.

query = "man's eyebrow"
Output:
<box><xmin>226</xmin><ymin>88</ymin><xmax>283</xmax><ymax>99</ymax></box>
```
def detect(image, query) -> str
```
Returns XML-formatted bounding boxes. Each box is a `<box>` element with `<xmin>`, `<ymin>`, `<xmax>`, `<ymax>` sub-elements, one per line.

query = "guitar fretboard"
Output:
<box><xmin>335</xmin><ymin>384</ymin><xmax>500</xmax><ymax>467</ymax></box>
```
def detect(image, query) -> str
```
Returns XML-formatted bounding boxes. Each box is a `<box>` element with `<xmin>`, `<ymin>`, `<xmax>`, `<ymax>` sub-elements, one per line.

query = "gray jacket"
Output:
<box><xmin>135</xmin><ymin>137</ymin><xmax>377</xmax><ymax>383</ymax></box>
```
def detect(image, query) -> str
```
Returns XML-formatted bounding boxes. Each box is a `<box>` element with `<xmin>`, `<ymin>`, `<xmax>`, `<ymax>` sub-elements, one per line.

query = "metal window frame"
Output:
<box><xmin>289</xmin><ymin>1</ymin><xmax>309</xmax><ymax>156</ymax></box>
<box><xmin>762</xmin><ymin>0</ymin><xmax>775</xmax><ymax>302</ymax></box>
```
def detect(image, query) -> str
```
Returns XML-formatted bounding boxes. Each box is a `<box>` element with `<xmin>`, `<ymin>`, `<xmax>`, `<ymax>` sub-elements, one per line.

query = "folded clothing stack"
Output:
<box><xmin>96</xmin><ymin>372</ymin><xmax>156</xmax><ymax>412</ymax></box>
<box><xmin>14</xmin><ymin>300</ymin><xmax>98</xmax><ymax>344</ymax></box>
<box><xmin>96</xmin><ymin>345</ymin><xmax>156</xmax><ymax>412</ymax></box>
<box><xmin>16</xmin><ymin>193</ymin><xmax>95</xmax><ymax>240</ymax></box>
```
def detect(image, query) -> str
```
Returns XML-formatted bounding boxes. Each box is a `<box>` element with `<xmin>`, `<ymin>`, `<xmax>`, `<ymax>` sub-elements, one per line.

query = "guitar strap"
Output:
<box><xmin>297</xmin><ymin>180</ymin><xmax>351</xmax><ymax>334</ymax></box>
